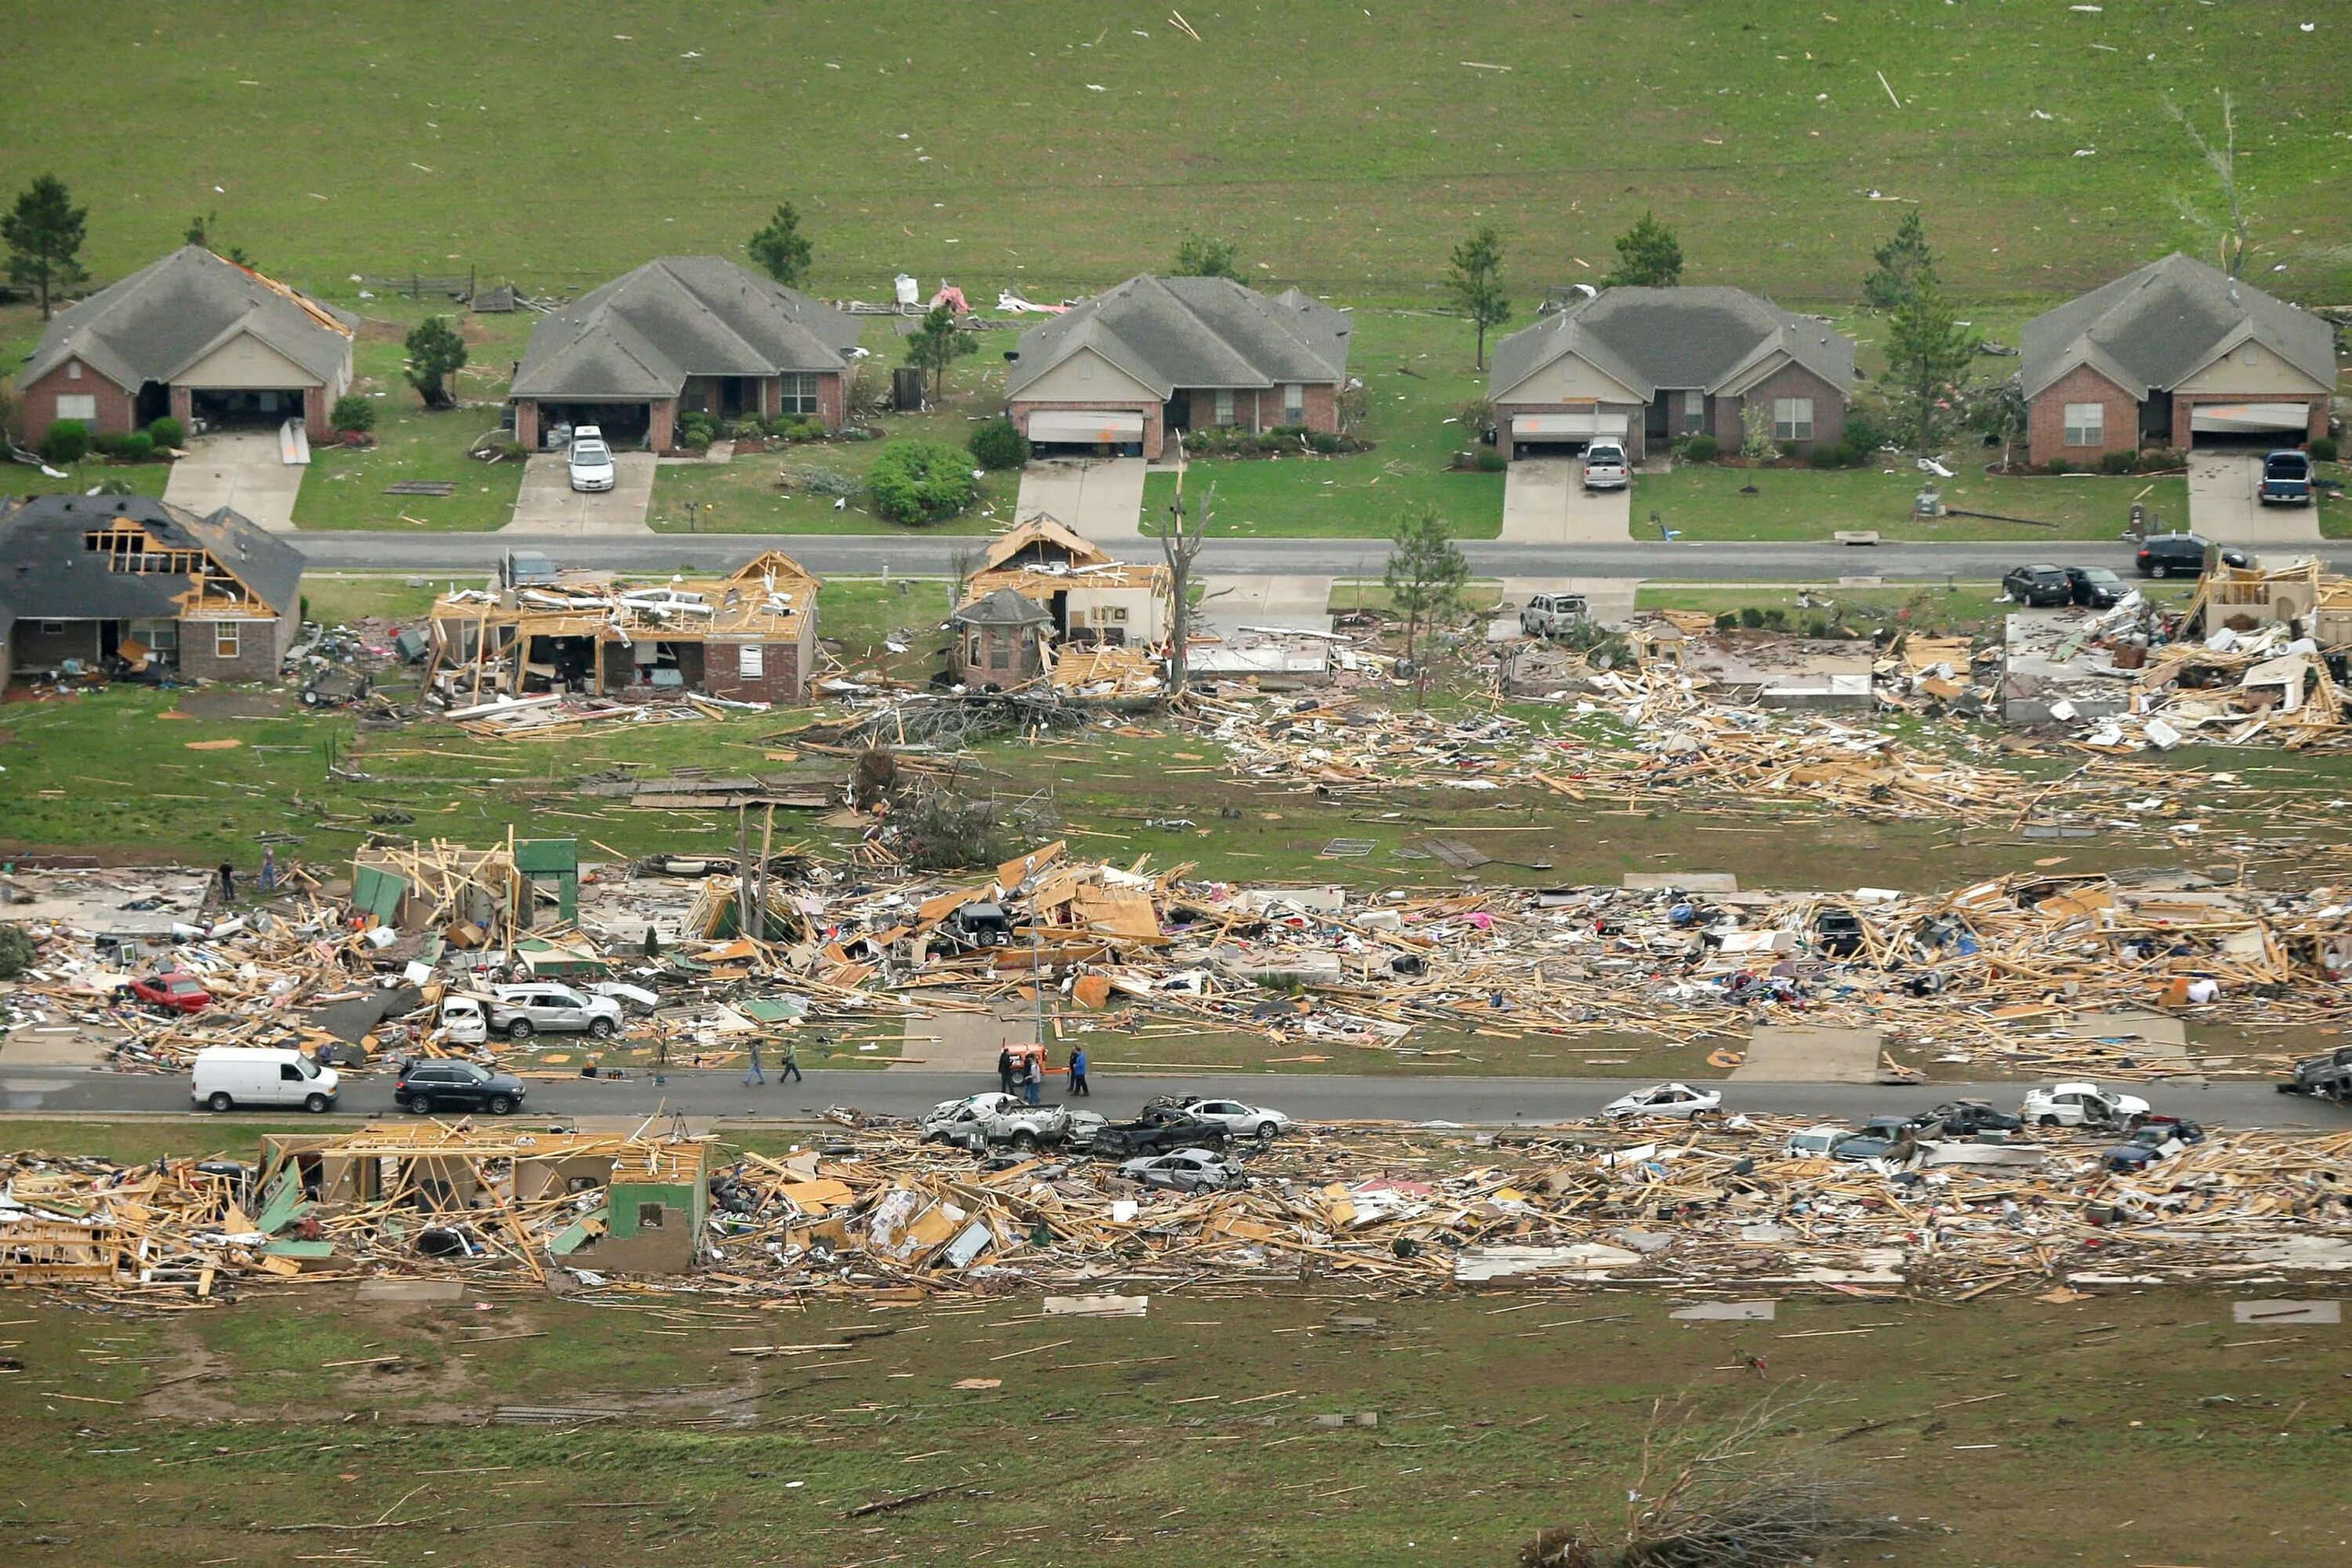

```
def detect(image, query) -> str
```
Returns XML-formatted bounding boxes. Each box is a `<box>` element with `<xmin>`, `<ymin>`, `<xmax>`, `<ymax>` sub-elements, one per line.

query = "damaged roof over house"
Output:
<box><xmin>2020</xmin><ymin>252</ymin><xmax>2337</xmax><ymax>399</ymax></box>
<box><xmin>0</xmin><ymin>493</ymin><xmax>303</xmax><ymax>622</ymax></box>
<box><xmin>1490</xmin><ymin>286</ymin><xmax>1856</xmax><ymax>401</ymax></box>
<box><xmin>1006</xmin><ymin>275</ymin><xmax>1352</xmax><ymax>399</ymax></box>
<box><xmin>510</xmin><ymin>257</ymin><xmax>860</xmax><ymax>401</ymax></box>
<box><xmin>22</xmin><ymin>245</ymin><xmax>357</xmax><ymax>391</ymax></box>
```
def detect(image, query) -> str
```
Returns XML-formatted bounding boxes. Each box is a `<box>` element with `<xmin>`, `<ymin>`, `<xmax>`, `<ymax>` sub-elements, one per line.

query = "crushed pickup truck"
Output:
<box><xmin>1079</xmin><ymin>1107</ymin><xmax>1236</xmax><ymax>1160</ymax></box>
<box><xmin>920</xmin><ymin>1092</ymin><xmax>1104</xmax><ymax>1153</ymax></box>
<box><xmin>2279</xmin><ymin>1045</ymin><xmax>2352</xmax><ymax>1102</ymax></box>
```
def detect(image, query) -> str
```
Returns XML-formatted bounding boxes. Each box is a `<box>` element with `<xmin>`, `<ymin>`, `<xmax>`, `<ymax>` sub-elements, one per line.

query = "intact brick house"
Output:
<box><xmin>1488</xmin><ymin>288</ymin><xmax>1856</xmax><ymax>463</ymax></box>
<box><xmin>2020</xmin><ymin>253</ymin><xmax>2336</xmax><ymax>467</ymax></box>
<box><xmin>16</xmin><ymin>246</ymin><xmax>356</xmax><ymax>448</ymax></box>
<box><xmin>507</xmin><ymin>258</ymin><xmax>859</xmax><ymax>452</ymax></box>
<box><xmin>1004</xmin><ymin>276</ymin><xmax>1352</xmax><ymax>459</ymax></box>
<box><xmin>423</xmin><ymin>549</ymin><xmax>821</xmax><ymax>705</ymax></box>
<box><xmin>0</xmin><ymin>493</ymin><xmax>301</xmax><ymax>681</ymax></box>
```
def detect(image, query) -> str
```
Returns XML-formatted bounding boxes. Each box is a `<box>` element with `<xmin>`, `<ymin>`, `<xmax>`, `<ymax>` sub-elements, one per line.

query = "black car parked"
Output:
<box><xmin>2135</xmin><ymin>533</ymin><xmax>2250</xmax><ymax>579</ymax></box>
<box><xmin>2002</xmin><ymin>564</ymin><xmax>2073</xmax><ymax>607</ymax></box>
<box><xmin>394</xmin><ymin>1060</ymin><xmax>528</xmax><ymax>1116</ymax></box>
<box><xmin>1811</xmin><ymin>909</ymin><xmax>1867</xmax><ymax>959</ymax></box>
<box><xmin>2064</xmin><ymin>567</ymin><xmax>2129</xmax><ymax>608</ymax></box>
<box><xmin>1922</xmin><ymin>1099</ymin><xmax>2024</xmax><ymax>1138</ymax></box>
<box><xmin>1081</xmin><ymin>1112</ymin><xmax>1232</xmax><ymax>1159</ymax></box>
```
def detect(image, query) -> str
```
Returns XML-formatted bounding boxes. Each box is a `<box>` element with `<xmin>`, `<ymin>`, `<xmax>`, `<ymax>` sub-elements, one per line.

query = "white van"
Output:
<box><xmin>191</xmin><ymin>1047</ymin><xmax>341</xmax><ymax>1113</ymax></box>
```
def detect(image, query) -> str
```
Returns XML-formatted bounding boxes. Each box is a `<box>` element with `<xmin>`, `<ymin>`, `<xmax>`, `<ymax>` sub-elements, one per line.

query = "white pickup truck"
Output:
<box><xmin>921</xmin><ymin>1092</ymin><xmax>1104</xmax><ymax>1152</ymax></box>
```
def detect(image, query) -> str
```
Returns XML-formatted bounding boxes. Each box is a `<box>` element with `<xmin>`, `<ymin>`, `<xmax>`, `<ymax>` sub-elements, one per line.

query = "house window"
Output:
<box><xmin>1214</xmin><ymin>390</ymin><xmax>1235</xmax><ymax>426</ymax></box>
<box><xmin>636</xmin><ymin>1203</ymin><xmax>665</xmax><ymax>1229</ymax></box>
<box><xmin>779</xmin><ymin>373</ymin><xmax>819</xmax><ymax>416</ymax></box>
<box><xmin>738</xmin><ymin>644</ymin><xmax>764</xmax><ymax>679</ymax></box>
<box><xmin>1682</xmin><ymin>390</ymin><xmax>1705</xmax><ymax>435</ymax></box>
<box><xmin>1772</xmin><ymin>397</ymin><xmax>1815</xmax><ymax>443</ymax></box>
<box><xmin>2063</xmin><ymin>402</ymin><xmax>2104</xmax><ymax>446</ymax></box>
<box><xmin>66</xmin><ymin>360</ymin><xmax>82</xmax><ymax>381</ymax></box>
<box><xmin>212</xmin><ymin>622</ymin><xmax>241</xmax><ymax>659</ymax></box>
<box><xmin>135</xmin><ymin>620</ymin><xmax>179</xmax><ymax>654</ymax></box>
<box><xmin>1282</xmin><ymin>384</ymin><xmax>1304</xmax><ymax>424</ymax></box>
<box><xmin>38</xmin><ymin>621</ymin><xmax>65</xmax><ymax>636</ymax></box>
<box><xmin>55</xmin><ymin>394</ymin><xmax>96</xmax><ymax>423</ymax></box>
<box><xmin>967</xmin><ymin>634</ymin><xmax>983</xmax><ymax>666</ymax></box>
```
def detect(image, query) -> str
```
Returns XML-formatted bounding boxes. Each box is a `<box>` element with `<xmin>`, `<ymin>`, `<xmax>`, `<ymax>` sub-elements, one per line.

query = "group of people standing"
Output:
<box><xmin>999</xmin><ymin>1044</ymin><xmax>1087</xmax><ymax>1102</ymax></box>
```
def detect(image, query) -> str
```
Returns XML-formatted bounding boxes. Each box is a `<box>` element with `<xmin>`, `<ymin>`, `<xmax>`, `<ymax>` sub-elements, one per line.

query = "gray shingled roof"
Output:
<box><xmin>511</xmin><ymin>258</ymin><xmax>858</xmax><ymax>401</ymax></box>
<box><xmin>2020</xmin><ymin>252</ymin><xmax>2337</xmax><ymax>400</ymax></box>
<box><xmin>1490</xmin><ymin>287</ymin><xmax>1855</xmax><ymax>402</ymax></box>
<box><xmin>950</xmin><ymin>587</ymin><xmax>1053</xmax><ymax>629</ymax></box>
<box><xmin>0</xmin><ymin>493</ymin><xmax>303</xmax><ymax>622</ymax></box>
<box><xmin>22</xmin><ymin>247</ymin><xmax>356</xmax><ymax>391</ymax></box>
<box><xmin>1006</xmin><ymin>277</ymin><xmax>1351</xmax><ymax>400</ymax></box>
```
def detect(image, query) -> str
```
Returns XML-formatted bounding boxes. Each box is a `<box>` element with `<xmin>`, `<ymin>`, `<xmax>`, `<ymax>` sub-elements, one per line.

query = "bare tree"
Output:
<box><xmin>2169</xmin><ymin>90</ymin><xmax>2249</xmax><ymax>277</ymax></box>
<box><xmin>1523</xmin><ymin>1387</ymin><xmax>1893</xmax><ymax>1568</ymax></box>
<box><xmin>1150</xmin><ymin>447</ymin><xmax>1217</xmax><ymax>693</ymax></box>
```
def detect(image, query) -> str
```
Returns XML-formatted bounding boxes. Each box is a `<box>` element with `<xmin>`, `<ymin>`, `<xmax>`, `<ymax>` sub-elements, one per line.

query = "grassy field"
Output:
<box><xmin>1638</xmin><ymin>465</ymin><xmax>2190</xmax><ymax>543</ymax></box>
<box><xmin>0</xmin><ymin>453</ymin><xmax>172</xmax><ymax>502</ymax></box>
<box><xmin>0</xmin><ymin>1279</ymin><xmax>2343</xmax><ymax>1566</ymax></box>
<box><xmin>1145</xmin><ymin>310</ymin><xmax>1506</xmax><ymax>539</ymax></box>
<box><xmin>8</xmin><ymin>2</ymin><xmax>2350</xmax><ymax>307</ymax></box>
<box><xmin>289</xmin><ymin>304</ymin><xmax>534</xmax><ymax>532</ymax></box>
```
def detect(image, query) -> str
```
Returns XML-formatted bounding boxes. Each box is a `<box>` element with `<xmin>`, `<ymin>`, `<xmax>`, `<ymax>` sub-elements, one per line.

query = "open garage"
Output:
<box><xmin>1508</xmin><ymin>409</ymin><xmax>1629</xmax><ymax>459</ymax></box>
<box><xmin>1025</xmin><ymin>409</ymin><xmax>1147</xmax><ymax>458</ymax></box>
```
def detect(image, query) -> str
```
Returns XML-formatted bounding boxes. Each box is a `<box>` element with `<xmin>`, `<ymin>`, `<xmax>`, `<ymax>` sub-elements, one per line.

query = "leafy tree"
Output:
<box><xmin>1605</xmin><ymin>210</ymin><xmax>1682</xmax><ymax>288</ymax></box>
<box><xmin>1738</xmin><ymin>403</ymin><xmax>1780</xmax><ymax>464</ymax></box>
<box><xmin>184</xmin><ymin>211</ymin><xmax>213</xmax><ymax>248</ymax></box>
<box><xmin>1172</xmin><ymin>234</ymin><xmax>1242</xmax><ymax>281</ymax></box>
<box><xmin>1382</xmin><ymin>505</ymin><xmax>1470</xmax><ymax>708</ymax></box>
<box><xmin>330</xmin><ymin>394</ymin><xmax>376</xmax><ymax>433</ymax></box>
<box><xmin>1862</xmin><ymin>209</ymin><xmax>1936</xmax><ymax>310</ymax></box>
<box><xmin>866</xmin><ymin>439</ymin><xmax>977</xmax><ymax>524</ymax></box>
<box><xmin>1443</xmin><ymin>225</ymin><xmax>1510</xmax><ymax>371</ymax></box>
<box><xmin>1964</xmin><ymin>378</ymin><xmax>2029</xmax><ymax>471</ymax></box>
<box><xmin>748</xmin><ymin>201</ymin><xmax>814</xmax><ymax>287</ymax></box>
<box><xmin>402</xmin><ymin>315</ymin><xmax>469</xmax><ymax>409</ymax></box>
<box><xmin>903</xmin><ymin>302</ymin><xmax>976</xmax><ymax>401</ymax></box>
<box><xmin>4</xmin><ymin>174</ymin><xmax>89</xmax><ymax>318</ymax></box>
<box><xmin>1878</xmin><ymin>276</ymin><xmax>1980</xmax><ymax>453</ymax></box>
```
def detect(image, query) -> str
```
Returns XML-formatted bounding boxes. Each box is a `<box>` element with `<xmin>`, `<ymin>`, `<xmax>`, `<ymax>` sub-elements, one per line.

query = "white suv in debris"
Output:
<box><xmin>486</xmin><ymin>982</ymin><xmax>624</xmax><ymax>1040</ymax></box>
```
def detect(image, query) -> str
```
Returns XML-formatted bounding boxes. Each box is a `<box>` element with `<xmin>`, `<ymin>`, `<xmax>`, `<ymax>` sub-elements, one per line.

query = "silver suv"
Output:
<box><xmin>1519</xmin><ymin>591</ymin><xmax>1592</xmax><ymax>638</ymax></box>
<box><xmin>1582</xmin><ymin>440</ymin><xmax>1630</xmax><ymax>491</ymax></box>
<box><xmin>487</xmin><ymin>983</ymin><xmax>624</xmax><ymax>1040</ymax></box>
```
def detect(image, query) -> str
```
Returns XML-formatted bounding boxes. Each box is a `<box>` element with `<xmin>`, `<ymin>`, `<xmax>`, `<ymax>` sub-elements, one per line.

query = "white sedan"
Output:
<box><xmin>922</xmin><ymin>1091</ymin><xmax>1023</xmax><ymax>1129</ymax></box>
<box><xmin>2020</xmin><ymin>1082</ymin><xmax>2150</xmax><ymax>1130</ymax></box>
<box><xmin>1602</xmin><ymin>1082</ymin><xmax>1723</xmax><ymax>1121</ymax></box>
<box><xmin>567</xmin><ymin>426</ymin><xmax>616</xmax><ymax>492</ymax></box>
<box><xmin>1153</xmin><ymin>1095</ymin><xmax>1294</xmax><ymax>1141</ymax></box>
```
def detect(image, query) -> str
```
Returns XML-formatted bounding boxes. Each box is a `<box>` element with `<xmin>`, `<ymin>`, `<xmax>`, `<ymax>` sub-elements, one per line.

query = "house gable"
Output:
<box><xmin>1493</xmin><ymin>348</ymin><xmax>1644</xmax><ymax>407</ymax></box>
<box><xmin>176</xmin><ymin>331</ymin><xmax>320</xmax><ymax>390</ymax></box>
<box><xmin>1010</xmin><ymin>346</ymin><xmax>1160</xmax><ymax>405</ymax></box>
<box><xmin>2173</xmin><ymin>336</ymin><xmax>2332</xmax><ymax>397</ymax></box>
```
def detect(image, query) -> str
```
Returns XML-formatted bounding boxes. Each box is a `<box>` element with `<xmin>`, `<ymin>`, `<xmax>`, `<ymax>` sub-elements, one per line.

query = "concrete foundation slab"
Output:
<box><xmin>1670</xmin><ymin>1299</ymin><xmax>1777</xmax><ymax>1321</ymax></box>
<box><xmin>1733</xmin><ymin>1026</ymin><xmax>1884</xmax><ymax>1084</ymax></box>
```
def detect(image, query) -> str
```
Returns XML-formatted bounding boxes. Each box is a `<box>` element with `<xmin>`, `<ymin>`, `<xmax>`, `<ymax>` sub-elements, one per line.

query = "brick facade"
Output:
<box><xmin>18</xmin><ymin>360</ymin><xmax>137</xmax><ymax>447</ymax></box>
<box><xmin>650</xmin><ymin>397</ymin><xmax>678</xmax><ymax>452</ymax></box>
<box><xmin>1010</xmin><ymin>398</ymin><xmax>1167</xmax><ymax>459</ymax></box>
<box><xmin>697</xmin><ymin>637</ymin><xmax>808</xmax><ymax>703</ymax></box>
<box><xmin>1710</xmin><ymin>365</ymin><xmax>1847</xmax><ymax>455</ymax></box>
<box><xmin>179</xmin><ymin>612</ymin><xmax>296</xmax><ymax>681</ymax></box>
<box><xmin>8</xmin><ymin>619</ymin><xmax>102</xmax><ymax>671</ymax></box>
<box><xmin>2027</xmin><ymin>365</ymin><xmax>2140</xmax><ymax>467</ymax></box>
<box><xmin>513</xmin><ymin>398</ymin><xmax>540</xmax><ymax>450</ymax></box>
<box><xmin>1175</xmin><ymin>383</ymin><xmax>1340</xmax><ymax>436</ymax></box>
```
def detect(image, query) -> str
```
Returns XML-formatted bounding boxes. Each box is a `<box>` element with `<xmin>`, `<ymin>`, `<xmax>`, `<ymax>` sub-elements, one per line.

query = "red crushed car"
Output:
<box><xmin>124</xmin><ymin>970</ymin><xmax>212</xmax><ymax>1014</ymax></box>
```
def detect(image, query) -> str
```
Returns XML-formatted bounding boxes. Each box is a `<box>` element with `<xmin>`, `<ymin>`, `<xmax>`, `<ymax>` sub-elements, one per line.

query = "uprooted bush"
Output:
<box><xmin>895</xmin><ymin>781</ymin><xmax>1059</xmax><ymax>871</ymax></box>
<box><xmin>1519</xmin><ymin>1388</ymin><xmax>1893</xmax><ymax>1568</ymax></box>
<box><xmin>0</xmin><ymin>924</ymin><xmax>34</xmax><ymax>981</ymax></box>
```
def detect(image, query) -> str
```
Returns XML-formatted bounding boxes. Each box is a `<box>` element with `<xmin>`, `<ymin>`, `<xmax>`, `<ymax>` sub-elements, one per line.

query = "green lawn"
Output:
<box><xmin>290</xmin><ymin>304</ymin><xmax>533</xmax><ymax>532</ymax></box>
<box><xmin>1144</xmin><ymin>309</ymin><xmax>1504</xmax><ymax>539</ymax></box>
<box><xmin>7</xmin><ymin>2</ymin><xmax>2350</xmax><ymax>307</ymax></box>
<box><xmin>0</xmin><ymin>454</ymin><xmax>172</xmax><ymax>501</ymax></box>
<box><xmin>1639</xmin><ymin>463</ymin><xmax>2189</xmax><ymax>542</ymax></box>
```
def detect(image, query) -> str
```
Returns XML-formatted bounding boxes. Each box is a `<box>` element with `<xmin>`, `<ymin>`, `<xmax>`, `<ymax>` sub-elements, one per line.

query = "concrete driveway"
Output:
<box><xmin>504</xmin><ymin>451</ymin><xmax>656</xmax><ymax>535</ymax></box>
<box><xmin>2187</xmin><ymin>450</ymin><xmax>2319</xmax><ymax>546</ymax></box>
<box><xmin>1014</xmin><ymin>457</ymin><xmax>1145</xmax><ymax>541</ymax></box>
<box><xmin>1500</xmin><ymin>457</ymin><xmax>1632</xmax><ymax>543</ymax></box>
<box><xmin>1198</xmin><ymin>574</ymin><xmax>1334</xmax><ymax>636</ymax></box>
<box><xmin>162</xmin><ymin>432</ymin><xmax>305</xmax><ymax>532</ymax></box>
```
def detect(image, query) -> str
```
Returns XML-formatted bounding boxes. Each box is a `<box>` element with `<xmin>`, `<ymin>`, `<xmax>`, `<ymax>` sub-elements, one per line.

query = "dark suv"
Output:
<box><xmin>2002</xmin><ymin>564</ymin><xmax>2072</xmax><ymax>607</ymax></box>
<box><xmin>394</xmin><ymin>1060</ymin><xmax>528</xmax><ymax>1116</ymax></box>
<box><xmin>2135</xmin><ymin>533</ymin><xmax>2249</xmax><ymax>579</ymax></box>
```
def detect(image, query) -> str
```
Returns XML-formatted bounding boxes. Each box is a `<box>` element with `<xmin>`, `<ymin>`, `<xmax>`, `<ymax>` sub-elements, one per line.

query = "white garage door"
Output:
<box><xmin>1029</xmin><ymin>410</ymin><xmax>1145</xmax><ymax>443</ymax></box>
<box><xmin>1513</xmin><ymin>412</ymin><xmax>1629</xmax><ymax>439</ymax></box>
<box><xmin>2190</xmin><ymin>402</ymin><xmax>2310</xmax><ymax>435</ymax></box>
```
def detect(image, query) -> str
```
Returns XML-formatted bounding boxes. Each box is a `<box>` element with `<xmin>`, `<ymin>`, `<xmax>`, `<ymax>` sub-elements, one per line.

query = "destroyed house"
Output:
<box><xmin>949</xmin><ymin>586</ymin><xmax>1054</xmax><ymax>686</ymax></box>
<box><xmin>960</xmin><ymin>514</ymin><xmax>1171</xmax><ymax>652</ymax></box>
<box><xmin>260</xmin><ymin>1125</ymin><xmax>709</xmax><ymax>1276</ymax></box>
<box><xmin>1004</xmin><ymin>274</ymin><xmax>1352</xmax><ymax>459</ymax></box>
<box><xmin>507</xmin><ymin>256</ymin><xmax>859</xmax><ymax>451</ymax></box>
<box><xmin>0</xmin><ymin>493</ymin><xmax>301</xmax><ymax>680</ymax></box>
<box><xmin>16</xmin><ymin>245</ymin><xmax>358</xmax><ymax>447</ymax></box>
<box><xmin>1489</xmin><ymin>287</ymin><xmax>1855</xmax><ymax>463</ymax></box>
<box><xmin>424</xmin><ymin>550</ymin><xmax>820</xmax><ymax>704</ymax></box>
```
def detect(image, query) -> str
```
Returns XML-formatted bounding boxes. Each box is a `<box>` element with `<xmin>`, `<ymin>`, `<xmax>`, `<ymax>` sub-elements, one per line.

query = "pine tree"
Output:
<box><xmin>3</xmin><ymin>174</ymin><xmax>89</xmax><ymax>318</ymax></box>
<box><xmin>1605</xmin><ymin>212</ymin><xmax>1682</xmax><ymax>288</ymax></box>
<box><xmin>1443</xmin><ymin>226</ymin><xmax>1510</xmax><ymax>371</ymax></box>
<box><xmin>1862</xmin><ymin>211</ymin><xmax>1936</xmax><ymax>310</ymax></box>
<box><xmin>748</xmin><ymin>203</ymin><xmax>814</xmax><ymax>287</ymax></box>
<box><xmin>1878</xmin><ymin>278</ymin><xmax>1980</xmax><ymax>453</ymax></box>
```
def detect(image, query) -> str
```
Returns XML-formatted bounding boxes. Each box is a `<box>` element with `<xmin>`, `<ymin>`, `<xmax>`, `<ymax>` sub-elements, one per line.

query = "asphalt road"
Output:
<box><xmin>285</xmin><ymin>532</ymin><xmax>2241</xmax><ymax>583</ymax></box>
<box><xmin>6</xmin><ymin>1068</ymin><xmax>2343</xmax><ymax>1131</ymax></box>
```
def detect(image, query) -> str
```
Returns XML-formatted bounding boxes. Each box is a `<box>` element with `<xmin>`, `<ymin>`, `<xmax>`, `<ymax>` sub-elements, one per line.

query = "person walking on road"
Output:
<box><xmin>744</xmin><ymin>1037</ymin><xmax>766</xmax><ymax>1087</ymax></box>
<box><xmin>1022</xmin><ymin>1051</ymin><xmax>1043</xmax><ymax>1106</ymax></box>
<box><xmin>998</xmin><ymin>1046</ymin><xmax>1016</xmax><ymax>1096</ymax></box>
<box><xmin>781</xmin><ymin>1036</ymin><xmax>804</xmax><ymax>1082</ymax></box>
<box><xmin>1068</xmin><ymin>1045</ymin><xmax>1090</xmax><ymax>1097</ymax></box>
